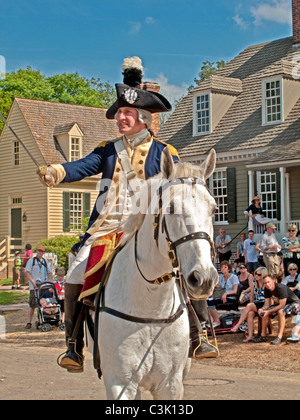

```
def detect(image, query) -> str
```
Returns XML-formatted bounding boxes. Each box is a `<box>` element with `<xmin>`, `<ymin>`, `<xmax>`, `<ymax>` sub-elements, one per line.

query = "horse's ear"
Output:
<box><xmin>161</xmin><ymin>146</ymin><xmax>175</xmax><ymax>179</ymax></box>
<box><xmin>201</xmin><ymin>149</ymin><xmax>216</xmax><ymax>181</ymax></box>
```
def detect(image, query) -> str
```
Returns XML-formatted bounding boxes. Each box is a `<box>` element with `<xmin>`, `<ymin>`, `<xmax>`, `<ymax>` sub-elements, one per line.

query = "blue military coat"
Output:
<box><xmin>60</xmin><ymin>133</ymin><xmax>179</xmax><ymax>242</ymax></box>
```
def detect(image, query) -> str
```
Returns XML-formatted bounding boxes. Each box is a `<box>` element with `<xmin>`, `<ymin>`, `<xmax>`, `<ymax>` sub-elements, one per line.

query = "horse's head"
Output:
<box><xmin>159</xmin><ymin>148</ymin><xmax>219</xmax><ymax>299</ymax></box>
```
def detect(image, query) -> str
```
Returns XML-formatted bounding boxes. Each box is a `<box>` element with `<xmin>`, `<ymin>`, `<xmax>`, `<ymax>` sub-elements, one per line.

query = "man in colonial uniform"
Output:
<box><xmin>39</xmin><ymin>57</ymin><xmax>217</xmax><ymax>373</ymax></box>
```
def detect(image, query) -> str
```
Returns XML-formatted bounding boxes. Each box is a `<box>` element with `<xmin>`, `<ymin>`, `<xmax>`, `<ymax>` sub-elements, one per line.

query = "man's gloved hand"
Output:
<box><xmin>37</xmin><ymin>165</ymin><xmax>57</xmax><ymax>187</ymax></box>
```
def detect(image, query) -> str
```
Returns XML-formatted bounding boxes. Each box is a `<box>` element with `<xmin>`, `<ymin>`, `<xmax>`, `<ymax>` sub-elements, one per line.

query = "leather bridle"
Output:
<box><xmin>135</xmin><ymin>177</ymin><xmax>216</xmax><ymax>285</ymax></box>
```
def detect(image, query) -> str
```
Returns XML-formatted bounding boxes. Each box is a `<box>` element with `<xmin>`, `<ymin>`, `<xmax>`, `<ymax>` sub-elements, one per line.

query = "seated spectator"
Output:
<box><xmin>231</xmin><ymin>266</ymin><xmax>268</xmax><ymax>341</ymax></box>
<box><xmin>238</xmin><ymin>264</ymin><xmax>254</xmax><ymax>305</ymax></box>
<box><xmin>207</xmin><ymin>261</ymin><xmax>239</xmax><ymax>327</ymax></box>
<box><xmin>286</xmin><ymin>313</ymin><xmax>300</xmax><ymax>343</ymax></box>
<box><xmin>283</xmin><ymin>263</ymin><xmax>300</xmax><ymax>298</ymax></box>
<box><xmin>254</xmin><ymin>274</ymin><xmax>300</xmax><ymax>345</ymax></box>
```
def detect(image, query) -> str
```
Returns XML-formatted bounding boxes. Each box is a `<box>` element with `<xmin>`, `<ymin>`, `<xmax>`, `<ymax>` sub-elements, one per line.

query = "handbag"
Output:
<box><xmin>213</xmin><ymin>287</ymin><xmax>226</xmax><ymax>299</ymax></box>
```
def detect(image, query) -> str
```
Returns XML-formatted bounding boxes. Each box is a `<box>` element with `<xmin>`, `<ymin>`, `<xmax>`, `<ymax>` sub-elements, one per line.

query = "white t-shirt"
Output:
<box><xmin>25</xmin><ymin>257</ymin><xmax>52</xmax><ymax>290</ymax></box>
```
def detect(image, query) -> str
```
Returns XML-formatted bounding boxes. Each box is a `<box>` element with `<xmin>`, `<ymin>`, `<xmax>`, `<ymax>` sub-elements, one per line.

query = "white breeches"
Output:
<box><xmin>65</xmin><ymin>243</ymin><xmax>91</xmax><ymax>285</ymax></box>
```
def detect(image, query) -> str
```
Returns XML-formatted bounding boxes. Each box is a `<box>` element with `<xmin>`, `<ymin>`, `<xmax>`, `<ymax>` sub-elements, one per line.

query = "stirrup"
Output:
<box><xmin>57</xmin><ymin>339</ymin><xmax>84</xmax><ymax>373</ymax></box>
<box><xmin>193</xmin><ymin>331</ymin><xmax>219</xmax><ymax>359</ymax></box>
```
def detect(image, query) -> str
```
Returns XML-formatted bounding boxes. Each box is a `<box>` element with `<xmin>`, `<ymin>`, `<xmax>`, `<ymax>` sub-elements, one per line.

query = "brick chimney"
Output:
<box><xmin>292</xmin><ymin>0</ymin><xmax>300</xmax><ymax>45</ymax></box>
<box><xmin>141</xmin><ymin>82</ymin><xmax>160</xmax><ymax>135</ymax></box>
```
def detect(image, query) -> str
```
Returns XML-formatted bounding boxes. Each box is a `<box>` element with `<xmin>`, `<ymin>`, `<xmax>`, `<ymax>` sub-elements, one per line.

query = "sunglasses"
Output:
<box><xmin>289</xmin><ymin>268</ymin><xmax>297</xmax><ymax>271</ymax></box>
<box><xmin>255</xmin><ymin>272</ymin><xmax>262</xmax><ymax>276</ymax></box>
<box><xmin>288</xmin><ymin>230</ymin><xmax>296</xmax><ymax>232</ymax></box>
<box><xmin>240</xmin><ymin>266</ymin><xmax>246</xmax><ymax>269</ymax></box>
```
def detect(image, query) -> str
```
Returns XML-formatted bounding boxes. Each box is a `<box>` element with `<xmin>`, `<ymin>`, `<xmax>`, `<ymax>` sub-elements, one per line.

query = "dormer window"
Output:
<box><xmin>192</xmin><ymin>75</ymin><xmax>242</xmax><ymax>137</ymax></box>
<box><xmin>70</xmin><ymin>137</ymin><xmax>80</xmax><ymax>161</ymax></box>
<box><xmin>262</xmin><ymin>77</ymin><xmax>283</xmax><ymax>125</ymax></box>
<box><xmin>54</xmin><ymin>122</ymin><xmax>83</xmax><ymax>162</ymax></box>
<box><xmin>193</xmin><ymin>92</ymin><xmax>211</xmax><ymax>136</ymax></box>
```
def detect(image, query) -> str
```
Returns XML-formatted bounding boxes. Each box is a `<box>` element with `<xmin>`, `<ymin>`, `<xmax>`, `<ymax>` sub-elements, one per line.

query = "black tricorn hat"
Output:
<box><xmin>106</xmin><ymin>56</ymin><xmax>172</xmax><ymax>119</ymax></box>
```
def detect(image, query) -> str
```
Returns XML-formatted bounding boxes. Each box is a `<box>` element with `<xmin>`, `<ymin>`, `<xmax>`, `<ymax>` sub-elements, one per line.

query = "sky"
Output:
<box><xmin>0</xmin><ymin>0</ymin><xmax>293</xmax><ymax>104</ymax></box>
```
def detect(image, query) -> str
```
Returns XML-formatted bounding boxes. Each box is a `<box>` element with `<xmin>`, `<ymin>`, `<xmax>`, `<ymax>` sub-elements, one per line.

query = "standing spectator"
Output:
<box><xmin>54</xmin><ymin>268</ymin><xmax>66</xmax><ymax>324</ymax></box>
<box><xmin>254</xmin><ymin>275</ymin><xmax>300</xmax><ymax>345</ymax></box>
<box><xmin>12</xmin><ymin>251</ymin><xmax>22</xmax><ymax>289</ymax></box>
<box><xmin>282</xmin><ymin>224</ymin><xmax>300</xmax><ymax>277</ymax></box>
<box><xmin>233</xmin><ymin>233</ymin><xmax>246</xmax><ymax>273</ymax></box>
<box><xmin>215</xmin><ymin>228</ymin><xmax>232</xmax><ymax>264</ymax></box>
<box><xmin>25</xmin><ymin>245</ymin><xmax>53</xmax><ymax>329</ymax></box>
<box><xmin>283</xmin><ymin>263</ymin><xmax>300</xmax><ymax>298</ymax></box>
<box><xmin>244</xmin><ymin>230</ymin><xmax>259</xmax><ymax>274</ymax></box>
<box><xmin>260</xmin><ymin>223</ymin><xmax>281</xmax><ymax>280</ymax></box>
<box><xmin>244</xmin><ymin>196</ymin><xmax>265</xmax><ymax>233</ymax></box>
<box><xmin>68</xmin><ymin>234</ymin><xmax>84</xmax><ymax>268</ymax></box>
<box><xmin>22</xmin><ymin>243</ymin><xmax>33</xmax><ymax>268</ymax></box>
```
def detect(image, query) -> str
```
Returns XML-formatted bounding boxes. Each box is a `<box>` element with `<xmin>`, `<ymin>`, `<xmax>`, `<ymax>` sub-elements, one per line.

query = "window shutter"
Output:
<box><xmin>275</xmin><ymin>169</ymin><xmax>281</xmax><ymax>221</ymax></box>
<box><xmin>227</xmin><ymin>167</ymin><xmax>237</xmax><ymax>223</ymax></box>
<box><xmin>63</xmin><ymin>191</ymin><xmax>71</xmax><ymax>232</ymax></box>
<box><xmin>83</xmin><ymin>193</ymin><xmax>91</xmax><ymax>219</ymax></box>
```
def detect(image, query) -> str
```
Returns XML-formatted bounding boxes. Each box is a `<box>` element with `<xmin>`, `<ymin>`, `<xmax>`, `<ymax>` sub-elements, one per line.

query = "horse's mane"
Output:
<box><xmin>121</xmin><ymin>161</ymin><xmax>206</xmax><ymax>245</ymax></box>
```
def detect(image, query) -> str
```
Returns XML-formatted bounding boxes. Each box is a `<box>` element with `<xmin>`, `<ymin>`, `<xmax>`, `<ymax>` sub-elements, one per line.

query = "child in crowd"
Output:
<box><xmin>53</xmin><ymin>268</ymin><xmax>65</xmax><ymax>323</ymax></box>
<box><xmin>12</xmin><ymin>251</ymin><xmax>22</xmax><ymax>289</ymax></box>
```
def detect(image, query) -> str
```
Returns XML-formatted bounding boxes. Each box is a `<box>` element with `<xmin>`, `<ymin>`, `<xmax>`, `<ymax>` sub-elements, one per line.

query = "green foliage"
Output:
<box><xmin>188</xmin><ymin>60</ymin><xmax>227</xmax><ymax>92</ymax></box>
<box><xmin>0</xmin><ymin>66</ymin><xmax>116</xmax><ymax>132</ymax></box>
<box><xmin>36</xmin><ymin>235</ymin><xmax>79</xmax><ymax>270</ymax></box>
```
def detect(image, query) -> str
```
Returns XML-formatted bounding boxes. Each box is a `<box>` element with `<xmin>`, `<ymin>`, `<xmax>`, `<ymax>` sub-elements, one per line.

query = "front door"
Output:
<box><xmin>11</xmin><ymin>208</ymin><xmax>22</xmax><ymax>252</ymax></box>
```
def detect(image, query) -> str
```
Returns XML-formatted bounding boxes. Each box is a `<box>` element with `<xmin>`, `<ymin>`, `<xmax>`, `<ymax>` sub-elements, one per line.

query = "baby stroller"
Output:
<box><xmin>35</xmin><ymin>281</ymin><xmax>64</xmax><ymax>332</ymax></box>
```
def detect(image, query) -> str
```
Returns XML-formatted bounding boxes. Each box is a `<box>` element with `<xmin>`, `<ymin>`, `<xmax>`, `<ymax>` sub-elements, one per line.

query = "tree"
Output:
<box><xmin>0</xmin><ymin>66</ymin><xmax>116</xmax><ymax>132</ymax></box>
<box><xmin>188</xmin><ymin>60</ymin><xmax>227</xmax><ymax>92</ymax></box>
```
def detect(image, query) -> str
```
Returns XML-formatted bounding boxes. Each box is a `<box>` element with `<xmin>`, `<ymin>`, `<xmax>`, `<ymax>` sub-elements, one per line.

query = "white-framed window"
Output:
<box><xmin>210</xmin><ymin>168</ymin><xmax>228</xmax><ymax>224</ymax></box>
<box><xmin>13</xmin><ymin>141</ymin><xmax>20</xmax><ymax>166</ymax></box>
<box><xmin>257</xmin><ymin>170</ymin><xmax>278</xmax><ymax>220</ymax></box>
<box><xmin>70</xmin><ymin>137</ymin><xmax>80</xmax><ymax>161</ymax></box>
<box><xmin>70</xmin><ymin>192</ymin><xmax>83</xmax><ymax>230</ymax></box>
<box><xmin>193</xmin><ymin>91</ymin><xmax>211</xmax><ymax>136</ymax></box>
<box><xmin>262</xmin><ymin>78</ymin><xmax>283</xmax><ymax>125</ymax></box>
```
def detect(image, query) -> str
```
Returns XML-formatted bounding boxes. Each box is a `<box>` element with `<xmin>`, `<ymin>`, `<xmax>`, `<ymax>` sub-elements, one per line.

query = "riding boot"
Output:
<box><xmin>189</xmin><ymin>300</ymin><xmax>219</xmax><ymax>359</ymax></box>
<box><xmin>58</xmin><ymin>283</ymin><xmax>85</xmax><ymax>373</ymax></box>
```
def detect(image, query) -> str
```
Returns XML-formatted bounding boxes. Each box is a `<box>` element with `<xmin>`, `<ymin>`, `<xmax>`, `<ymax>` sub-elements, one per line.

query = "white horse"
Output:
<box><xmin>96</xmin><ymin>148</ymin><xmax>218</xmax><ymax>400</ymax></box>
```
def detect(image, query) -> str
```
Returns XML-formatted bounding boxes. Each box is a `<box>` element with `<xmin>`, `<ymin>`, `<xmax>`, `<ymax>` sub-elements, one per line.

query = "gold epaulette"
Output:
<box><xmin>153</xmin><ymin>136</ymin><xmax>180</xmax><ymax>159</ymax></box>
<box><xmin>96</xmin><ymin>141</ymin><xmax>107</xmax><ymax>148</ymax></box>
<box><xmin>167</xmin><ymin>144</ymin><xmax>180</xmax><ymax>159</ymax></box>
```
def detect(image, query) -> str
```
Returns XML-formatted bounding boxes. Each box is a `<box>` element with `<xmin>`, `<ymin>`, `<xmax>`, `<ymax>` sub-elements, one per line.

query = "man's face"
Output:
<box><xmin>267</xmin><ymin>227</ymin><xmax>275</xmax><ymax>235</ymax></box>
<box><xmin>264</xmin><ymin>276</ymin><xmax>275</xmax><ymax>291</ymax></box>
<box><xmin>248</xmin><ymin>232</ymin><xmax>254</xmax><ymax>240</ymax></box>
<box><xmin>116</xmin><ymin>107</ymin><xmax>146</xmax><ymax>136</ymax></box>
<box><xmin>220</xmin><ymin>230</ymin><xmax>226</xmax><ymax>237</ymax></box>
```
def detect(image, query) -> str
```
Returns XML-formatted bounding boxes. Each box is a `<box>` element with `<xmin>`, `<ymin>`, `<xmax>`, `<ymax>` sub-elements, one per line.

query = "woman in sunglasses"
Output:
<box><xmin>282</xmin><ymin>224</ymin><xmax>300</xmax><ymax>277</ymax></box>
<box><xmin>283</xmin><ymin>263</ymin><xmax>300</xmax><ymax>298</ymax></box>
<box><xmin>231</xmin><ymin>266</ymin><xmax>268</xmax><ymax>342</ymax></box>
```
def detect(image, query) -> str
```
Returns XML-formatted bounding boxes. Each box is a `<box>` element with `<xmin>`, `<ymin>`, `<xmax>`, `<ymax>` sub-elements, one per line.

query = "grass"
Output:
<box><xmin>0</xmin><ymin>291</ymin><xmax>29</xmax><ymax>305</ymax></box>
<box><xmin>0</xmin><ymin>278</ymin><xmax>29</xmax><ymax>305</ymax></box>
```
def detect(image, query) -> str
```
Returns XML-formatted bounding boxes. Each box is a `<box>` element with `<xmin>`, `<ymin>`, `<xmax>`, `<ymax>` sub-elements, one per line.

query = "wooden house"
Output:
<box><xmin>159</xmin><ymin>0</ymin><xmax>300</xmax><ymax>248</ymax></box>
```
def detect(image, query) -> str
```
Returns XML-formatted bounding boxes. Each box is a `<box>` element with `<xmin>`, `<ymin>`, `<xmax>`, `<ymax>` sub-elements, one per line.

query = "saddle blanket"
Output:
<box><xmin>79</xmin><ymin>232</ymin><xmax>123</xmax><ymax>301</ymax></box>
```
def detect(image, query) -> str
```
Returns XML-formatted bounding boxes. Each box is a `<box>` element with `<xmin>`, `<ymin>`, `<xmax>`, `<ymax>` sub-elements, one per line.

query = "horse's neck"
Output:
<box><xmin>105</xmin><ymin>213</ymin><xmax>178</xmax><ymax>319</ymax></box>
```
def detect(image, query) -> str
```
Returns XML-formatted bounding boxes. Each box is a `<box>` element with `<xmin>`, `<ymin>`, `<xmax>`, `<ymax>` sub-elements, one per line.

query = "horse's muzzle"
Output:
<box><xmin>186</xmin><ymin>267</ymin><xmax>218</xmax><ymax>300</ymax></box>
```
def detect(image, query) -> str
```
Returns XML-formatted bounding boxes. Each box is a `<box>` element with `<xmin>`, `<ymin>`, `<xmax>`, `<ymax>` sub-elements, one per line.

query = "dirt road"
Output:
<box><xmin>1</xmin><ymin>308</ymin><xmax>300</xmax><ymax>400</ymax></box>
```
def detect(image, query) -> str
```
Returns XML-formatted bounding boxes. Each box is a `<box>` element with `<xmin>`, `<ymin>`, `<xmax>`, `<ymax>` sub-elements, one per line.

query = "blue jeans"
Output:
<box><xmin>246</xmin><ymin>261</ymin><xmax>258</xmax><ymax>274</ymax></box>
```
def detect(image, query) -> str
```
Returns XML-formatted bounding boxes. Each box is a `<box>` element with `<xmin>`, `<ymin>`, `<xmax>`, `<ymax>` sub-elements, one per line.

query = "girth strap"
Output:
<box><xmin>99</xmin><ymin>303</ymin><xmax>185</xmax><ymax>325</ymax></box>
